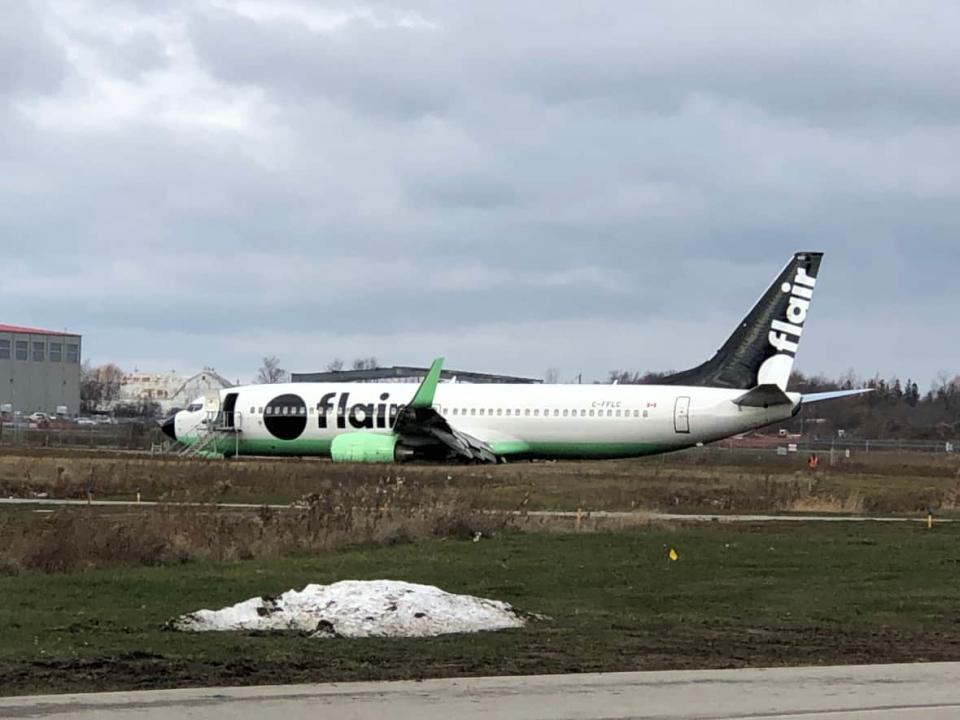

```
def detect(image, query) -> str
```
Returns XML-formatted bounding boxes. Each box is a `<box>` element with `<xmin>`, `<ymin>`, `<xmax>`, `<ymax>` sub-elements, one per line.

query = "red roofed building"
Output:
<box><xmin>0</xmin><ymin>323</ymin><xmax>81</xmax><ymax>415</ymax></box>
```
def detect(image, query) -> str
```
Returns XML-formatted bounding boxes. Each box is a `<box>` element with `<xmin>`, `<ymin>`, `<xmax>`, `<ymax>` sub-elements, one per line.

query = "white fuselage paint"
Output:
<box><xmin>174</xmin><ymin>383</ymin><xmax>800</xmax><ymax>459</ymax></box>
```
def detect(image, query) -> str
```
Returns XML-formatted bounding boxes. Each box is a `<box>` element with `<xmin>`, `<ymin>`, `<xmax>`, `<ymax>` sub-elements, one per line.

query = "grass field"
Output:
<box><xmin>1</xmin><ymin>447</ymin><xmax>959</xmax><ymax>515</ymax></box>
<box><xmin>3</xmin><ymin>522</ymin><xmax>960</xmax><ymax>696</ymax></box>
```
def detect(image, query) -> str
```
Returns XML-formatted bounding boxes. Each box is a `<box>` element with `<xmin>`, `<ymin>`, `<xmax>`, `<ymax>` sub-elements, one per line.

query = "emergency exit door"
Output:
<box><xmin>674</xmin><ymin>396</ymin><xmax>691</xmax><ymax>434</ymax></box>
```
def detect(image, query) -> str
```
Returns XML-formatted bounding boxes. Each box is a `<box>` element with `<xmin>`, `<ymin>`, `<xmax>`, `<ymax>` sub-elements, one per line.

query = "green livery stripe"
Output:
<box><xmin>234</xmin><ymin>438</ymin><xmax>333</xmax><ymax>456</ymax></box>
<box><xmin>489</xmin><ymin>440</ymin><xmax>681</xmax><ymax>459</ymax></box>
<box><xmin>183</xmin><ymin>435</ymin><xmax>680</xmax><ymax>461</ymax></box>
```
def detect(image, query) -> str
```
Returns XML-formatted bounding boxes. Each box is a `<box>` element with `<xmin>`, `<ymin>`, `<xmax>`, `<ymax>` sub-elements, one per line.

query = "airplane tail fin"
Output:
<box><xmin>662</xmin><ymin>251</ymin><xmax>823</xmax><ymax>391</ymax></box>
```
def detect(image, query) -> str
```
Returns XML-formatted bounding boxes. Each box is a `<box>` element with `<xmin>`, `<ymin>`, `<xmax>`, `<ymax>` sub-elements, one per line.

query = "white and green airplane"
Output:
<box><xmin>162</xmin><ymin>252</ymin><xmax>868</xmax><ymax>462</ymax></box>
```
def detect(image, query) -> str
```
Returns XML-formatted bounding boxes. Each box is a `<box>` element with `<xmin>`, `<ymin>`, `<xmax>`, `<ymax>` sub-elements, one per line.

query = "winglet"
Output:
<box><xmin>409</xmin><ymin>357</ymin><xmax>444</xmax><ymax>409</ymax></box>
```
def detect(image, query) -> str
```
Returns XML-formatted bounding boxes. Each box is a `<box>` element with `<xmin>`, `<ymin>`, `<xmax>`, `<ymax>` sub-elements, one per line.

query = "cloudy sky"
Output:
<box><xmin>2</xmin><ymin>1</ymin><xmax>959</xmax><ymax>386</ymax></box>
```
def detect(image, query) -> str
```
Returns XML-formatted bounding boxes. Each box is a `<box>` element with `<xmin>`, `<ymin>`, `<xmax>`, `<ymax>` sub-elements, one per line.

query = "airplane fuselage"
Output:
<box><xmin>173</xmin><ymin>382</ymin><xmax>800</xmax><ymax>460</ymax></box>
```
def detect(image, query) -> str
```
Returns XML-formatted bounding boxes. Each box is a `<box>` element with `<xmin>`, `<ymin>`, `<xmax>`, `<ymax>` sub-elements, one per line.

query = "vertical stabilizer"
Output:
<box><xmin>662</xmin><ymin>252</ymin><xmax>823</xmax><ymax>391</ymax></box>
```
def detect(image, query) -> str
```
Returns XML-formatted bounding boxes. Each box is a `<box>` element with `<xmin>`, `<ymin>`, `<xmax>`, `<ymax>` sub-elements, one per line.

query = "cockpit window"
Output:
<box><xmin>187</xmin><ymin>403</ymin><xmax>203</xmax><ymax>412</ymax></box>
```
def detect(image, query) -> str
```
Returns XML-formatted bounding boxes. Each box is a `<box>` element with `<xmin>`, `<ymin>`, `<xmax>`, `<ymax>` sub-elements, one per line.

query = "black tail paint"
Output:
<box><xmin>661</xmin><ymin>252</ymin><xmax>824</xmax><ymax>391</ymax></box>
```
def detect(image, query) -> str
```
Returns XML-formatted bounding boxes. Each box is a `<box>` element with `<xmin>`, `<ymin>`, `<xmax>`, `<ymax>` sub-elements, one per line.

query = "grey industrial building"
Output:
<box><xmin>291</xmin><ymin>366</ymin><xmax>542</xmax><ymax>384</ymax></box>
<box><xmin>0</xmin><ymin>324</ymin><xmax>81</xmax><ymax>415</ymax></box>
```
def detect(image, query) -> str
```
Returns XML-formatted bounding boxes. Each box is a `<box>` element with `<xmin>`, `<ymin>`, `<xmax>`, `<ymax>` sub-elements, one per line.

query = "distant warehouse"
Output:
<box><xmin>0</xmin><ymin>324</ymin><xmax>81</xmax><ymax>415</ymax></box>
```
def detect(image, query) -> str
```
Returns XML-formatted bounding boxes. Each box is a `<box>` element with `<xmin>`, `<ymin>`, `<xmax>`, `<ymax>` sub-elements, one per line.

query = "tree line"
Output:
<box><xmin>79</xmin><ymin>362</ymin><xmax>162</xmax><ymax>417</ymax></box>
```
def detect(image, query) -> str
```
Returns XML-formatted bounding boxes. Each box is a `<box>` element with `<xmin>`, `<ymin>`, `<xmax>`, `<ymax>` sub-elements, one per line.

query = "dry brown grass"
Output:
<box><xmin>1</xmin><ymin>447</ymin><xmax>959</xmax><ymax>521</ymax></box>
<box><xmin>0</xmin><ymin>478</ymin><xmax>511</xmax><ymax>575</ymax></box>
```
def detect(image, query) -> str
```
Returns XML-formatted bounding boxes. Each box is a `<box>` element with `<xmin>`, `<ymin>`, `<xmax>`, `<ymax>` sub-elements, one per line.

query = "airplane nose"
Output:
<box><xmin>161</xmin><ymin>415</ymin><xmax>177</xmax><ymax>441</ymax></box>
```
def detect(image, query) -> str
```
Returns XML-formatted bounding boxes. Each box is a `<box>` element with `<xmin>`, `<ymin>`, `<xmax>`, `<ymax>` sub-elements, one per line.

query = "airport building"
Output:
<box><xmin>116</xmin><ymin>368</ymin><xmax>233</xmax><ymax>414</ymax></box>
<box><xmin>291</xmin><ymin>366</ymin><xmax>542</xmax><ymax>384</ymax></box>
<box><xmin>0</xmin><ymin>324</ymin><xmax>82</xmax><ymax>415</ymax></box>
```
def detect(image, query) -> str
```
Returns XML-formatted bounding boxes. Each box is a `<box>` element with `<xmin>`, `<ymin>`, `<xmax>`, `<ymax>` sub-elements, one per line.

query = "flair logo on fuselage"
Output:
<box><xmin>316</xmin><ymin>392</ymin><xmax>404</xmax><ymax>430</ymax></box>
<box><xmin>264</xmin><ymin>394</ymin><xmax>308</xmax><ymax>440</ymax></box>
<box><xmin>768</xmin><ymin>266</ymin><xmax>817</xmax><ymax>357</ymax></box>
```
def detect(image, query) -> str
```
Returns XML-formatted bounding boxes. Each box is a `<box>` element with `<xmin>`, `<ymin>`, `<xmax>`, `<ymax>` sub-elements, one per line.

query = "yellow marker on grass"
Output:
<box><xmin>668</xmin><ymin>548</ymin><xmax>679</xmax><ymax>561</ymax></box>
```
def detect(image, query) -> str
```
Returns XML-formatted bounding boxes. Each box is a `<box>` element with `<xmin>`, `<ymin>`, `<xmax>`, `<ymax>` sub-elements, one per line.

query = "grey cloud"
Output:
<box><xmin>407</xmin><ymin>172</ymin><xmax>519</xmax><ymax>210</ymax></box>
<box><xmin>187</xmin><ymin>7</ymin><xmax>455</xmax><ymax>119</ymax></box>
<box><xmin>2</xmin><ymin>1</ymin><xmax>960</xmax><ymax>384</ymax></box>
<box><xmin>99</xmin><ymin>31</ymin><xmax>170</xmax><ymax>79</ymax></box>
<box><xmin>0</xmin><ymin>3</ymin><xmax>66</xmax><ymax>97</ymax></box>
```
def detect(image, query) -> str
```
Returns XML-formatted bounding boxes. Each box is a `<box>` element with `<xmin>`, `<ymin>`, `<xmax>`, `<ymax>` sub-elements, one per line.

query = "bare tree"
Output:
<box><xmin>351</xmin><ymin>356</ymin><xmax>379</xmax><ymax>370</ymax></box>
<box><xmin>325</xmin><ymin>358</ymin><xmax>345</xmax><ymax>372</ymax></box>
<box><xmin>256</xmin><ymin>356</ymin><xmax>287</xmax><ymax>384</ymax></box>
<box><xmin>543</xmin><ymin>368</ymin><xmax>560</xmax><ymax>384</ymax></box>
<box><xmin>80</xmin><ymin>362</ymin><xmax>124</xmax><ymax>413</ymax></box>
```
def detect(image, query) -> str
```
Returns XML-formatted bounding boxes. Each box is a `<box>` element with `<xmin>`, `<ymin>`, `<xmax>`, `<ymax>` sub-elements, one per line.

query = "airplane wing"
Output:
<box><xmin>801</xmin><ymin>388</ymin><xmax>874</xmax><ymax>404</ymax></box>
<box><xmin>392</xmin><ymin>357</ymin><xmax>499</xmax><ymax>463</ymax></box>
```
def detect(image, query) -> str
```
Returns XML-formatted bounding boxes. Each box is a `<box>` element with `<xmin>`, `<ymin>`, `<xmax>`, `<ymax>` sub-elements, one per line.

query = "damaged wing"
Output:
<box><xmin>392</xmin><ymin>357</ymin><xmax>499</xmax><ymax>463</ymax></box>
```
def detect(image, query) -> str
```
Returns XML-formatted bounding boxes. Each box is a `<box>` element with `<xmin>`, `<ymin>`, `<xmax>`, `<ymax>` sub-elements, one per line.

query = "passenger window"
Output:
<box><xmin>496</xmin><ymin>409</ymin><xmax>502</xmax><ymax>416</ymax></box>
<box><xmin>553</xmin><ymin>409</ymin><xmax>559</xmax><ymax>416</ymax></box>
<box><xmin>524</xmin><ymin>409</ymin><xmax>530</xmax><ymax>417</ymax></box>
<box><xmin>250</xmin><ymin>406</ymin><xmax>255</xmax><ymax>414</ymax></box>
<box><xmin>636</xmin><ymin>410</ymin><xmax>642</xmax><ymax>417</ymax></box>
<box><xmin>615</xmin><ymin>409</ymin><xmax>621</xmax><ymax>417</ymax></box>
<box><xmin>471</xmin><ymin>408</ymin><xmax>476</xmax><ymax>416</ymax></box>
<box><xmin>589</xmin><ymin>410</ymin><xmax>595</xmax><ymax>417</ymax></box>
<box><xmin>607</xmin><ymin>410</ymin><xmax>613</xmax><ymax>417</ymax></box>
<box><xmin>643</xmin><ymin>410</ymin><xmax>648</xmax><ymax>418</ymax></box>
<box><xmin>505</xmin><ymin>409</ymin><xmax>511</xmax><ymax>416</ymax></box>
<box><xmin>562</xmin><ymin>409</ymin><xmax>568</xmax><ymax>417</ymax></box>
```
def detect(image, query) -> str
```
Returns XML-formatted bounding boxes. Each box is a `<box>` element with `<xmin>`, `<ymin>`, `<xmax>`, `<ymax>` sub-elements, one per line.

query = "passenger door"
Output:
<box><xmin>222</xmin><ymin>392</ymin><xmax>239</xmax><ymax>428</ymax></box>
<box><xmin>674</xmin><ymin>396</ymin><xmax>691</xmax><ymax>434</ymax></box>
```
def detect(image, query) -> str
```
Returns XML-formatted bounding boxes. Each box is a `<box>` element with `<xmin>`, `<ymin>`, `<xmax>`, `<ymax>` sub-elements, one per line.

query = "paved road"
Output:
<box><xmin>0</xmin><ymin>497</ymin><xmax>952</xmax><ymax>523</ymax></box>
<box><xmin>3</xmin><ymin>663</ymin><xmax>959</xmax><ymax>719</ymax></box>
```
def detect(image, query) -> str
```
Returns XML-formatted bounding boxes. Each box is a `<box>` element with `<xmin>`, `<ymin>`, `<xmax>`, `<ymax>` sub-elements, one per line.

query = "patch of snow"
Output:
<box><xmin>170</xmin><ymin>580</ymin><xmax>529</xmax><ymax>638</ymax></box>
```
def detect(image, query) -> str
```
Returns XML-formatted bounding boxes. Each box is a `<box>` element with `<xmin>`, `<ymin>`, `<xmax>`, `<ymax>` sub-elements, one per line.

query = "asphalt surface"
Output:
<box><xmin>3</xmin><ymin>663</ymin><xmax>959</xmax><ymax>719</ymax></box>
<box><xmin>0</xmin><ymin>496</ymin><xmax>952</xmax><ymax>523</ymax></box>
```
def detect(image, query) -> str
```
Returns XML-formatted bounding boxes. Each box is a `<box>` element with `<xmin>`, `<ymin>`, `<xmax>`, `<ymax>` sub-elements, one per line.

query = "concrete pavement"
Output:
<box><xmin>3</xmin><ymin>662</ymin><xmax>960</xmax><ymax>719</ymax></box>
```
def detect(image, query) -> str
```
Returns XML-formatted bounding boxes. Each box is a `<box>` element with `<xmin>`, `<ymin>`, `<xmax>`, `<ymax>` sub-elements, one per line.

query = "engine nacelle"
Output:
<box><xmin>330</xmin><ymin>432</ymin><xmax>400</xmax><ymax>463</ymax></box>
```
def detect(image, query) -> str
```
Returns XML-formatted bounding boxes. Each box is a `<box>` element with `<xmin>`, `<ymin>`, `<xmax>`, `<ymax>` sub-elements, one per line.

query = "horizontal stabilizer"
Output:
<box><xmin>802</xmin><ymin>388</ymin><xmax>874</xmax><ymax>404</ymax></box>
<box><xmin>733</xmin><ymin>384</ymin><xmax>793</xmax><ymax>408</ymax></box>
